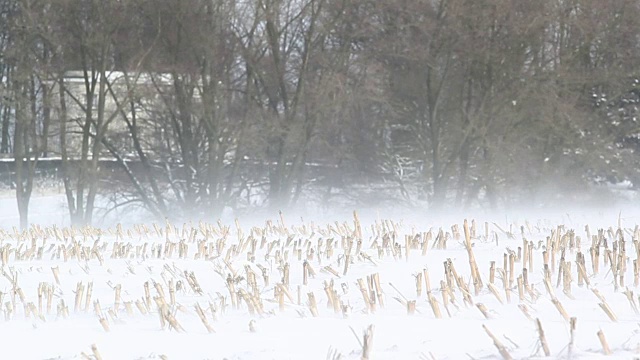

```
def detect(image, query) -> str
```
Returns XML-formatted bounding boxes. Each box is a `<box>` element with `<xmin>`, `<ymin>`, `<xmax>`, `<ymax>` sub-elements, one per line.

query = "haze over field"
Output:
<box><xmin>1</xmin><ymin>1</ymin><xmax>640</xmax><ymax>358</ymax></box>
<box><xmin>0</xmin><ymin>194</ymin><xmax>640</xmax><ymax>359</ymax></box>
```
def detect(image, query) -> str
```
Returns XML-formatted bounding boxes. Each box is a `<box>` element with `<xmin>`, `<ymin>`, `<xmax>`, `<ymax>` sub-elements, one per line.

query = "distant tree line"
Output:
<box><xmin>0</xmin><ymin>0</ymin><xmax>639</xmax><ymax>227</ymax></box>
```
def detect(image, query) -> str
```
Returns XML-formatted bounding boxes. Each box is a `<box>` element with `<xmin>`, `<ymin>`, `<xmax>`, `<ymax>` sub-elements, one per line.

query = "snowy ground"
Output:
<box><xmin>1</xmin><ymin>194</ymin><xmax>640</xmax><ymax>359</ymax></box>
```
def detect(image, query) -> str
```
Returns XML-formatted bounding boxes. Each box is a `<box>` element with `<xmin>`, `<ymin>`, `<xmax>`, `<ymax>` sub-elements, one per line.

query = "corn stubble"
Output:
<box><xmin>0</xmin><ymin>213</ymin><xmax>637</xmax><ymax>358</ymax></box>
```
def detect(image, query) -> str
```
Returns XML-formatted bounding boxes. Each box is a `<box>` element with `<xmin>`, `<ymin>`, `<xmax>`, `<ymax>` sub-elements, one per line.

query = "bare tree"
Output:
<box><xmin>1</xmin><ymin>0</ymin><xmax>54</xmax><ymax>228</ymax></box>
<box><xmin>49</xmin><ymin>0</ymin><xmax>141</xmax><ymax>225</ymax></box>
<box><xmin>1</xmin><ymin>0</ymin><xmax>639</xmax><ymax>224</ymax></box>
<box><xmin>233</xmin><ymin>0</ymin><xmax>362</xmax><ymax>209</ymax></box>
<box><xmin>0</xmin><ymin>0</ymin><xmax>13</xmax><ymax>155</ymax></box>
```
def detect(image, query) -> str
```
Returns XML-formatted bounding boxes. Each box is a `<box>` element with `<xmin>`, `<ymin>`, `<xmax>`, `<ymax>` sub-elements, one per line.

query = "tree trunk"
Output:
<box><xmin>58</xmin><ymin>75</ymin><xmax>78</xmax><ymax>224</ymax></box>
<box><xmin>0</xmin><ymin>65</ymin><xmax>9</xmax><ymax>154</ymax></box>
<box><xmin>456</xmin><ymin>142</ymin><xmax>470</xmax><ymax>207</ymax></box>
<box><xmin>14</xmin><ymin>103</ymin><xmax>29</xmax><ymax>229</ymax></box>
<box><xmin>0</xmin><ymin>106</ymin><xmax>9</xmax><ymax>154</ymax></box>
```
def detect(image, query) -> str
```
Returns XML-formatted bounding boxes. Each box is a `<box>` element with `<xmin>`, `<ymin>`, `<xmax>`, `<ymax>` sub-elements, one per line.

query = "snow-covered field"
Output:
<box><xmin>1</xmin><ymin>193</ymin><xmax>640</xmax><ymax>359</ymax></box>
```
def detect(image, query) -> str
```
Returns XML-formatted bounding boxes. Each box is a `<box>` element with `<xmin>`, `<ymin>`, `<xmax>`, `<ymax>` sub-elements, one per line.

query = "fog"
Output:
<box><xmin>2</xmin><ymin>183</ymin><xmax>637</xmax><ymax>234</ymax></box>
<box><xmin>3</xmin><ymin>3</ymin><xmax>640</xmax><ymax>359</ymax></box>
